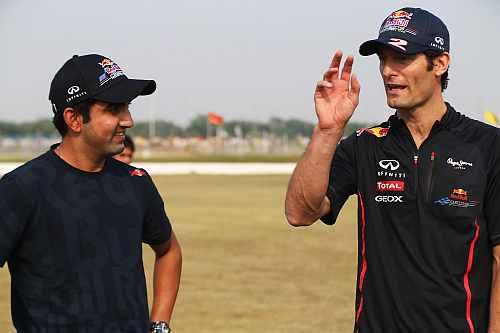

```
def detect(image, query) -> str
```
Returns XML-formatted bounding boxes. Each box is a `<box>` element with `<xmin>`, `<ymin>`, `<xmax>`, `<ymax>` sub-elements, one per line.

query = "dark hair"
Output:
<box><xmin>52</xmin><ymin>100</ymin><xmax>94</xmax><ymax>137</ymax></box>
<box><xmin>424</xmin><ymin>51</ymin><xmax>449</xmax><ymax>92</ymax></box>
<box><xmin>124</xmin><ymin>134</ymin><xmax>135</xmax><ymax>152</ymax></box>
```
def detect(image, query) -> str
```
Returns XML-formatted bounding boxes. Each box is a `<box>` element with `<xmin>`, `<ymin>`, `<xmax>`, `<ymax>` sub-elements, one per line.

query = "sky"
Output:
<box><xmin>1</xmin><ymin>0</ymin><xmax>498</xmax><ymax>126</ymax></box>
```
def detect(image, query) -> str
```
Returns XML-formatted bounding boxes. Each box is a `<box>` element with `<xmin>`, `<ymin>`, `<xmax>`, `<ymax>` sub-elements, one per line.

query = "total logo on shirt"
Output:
<box><xmin>376</xmin><ymin>181</ymin><xmax>405</xmax><ymax>192</ymax></box>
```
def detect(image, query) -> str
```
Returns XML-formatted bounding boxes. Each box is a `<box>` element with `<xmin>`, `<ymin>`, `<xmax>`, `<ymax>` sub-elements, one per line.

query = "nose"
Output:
<box><xmin>380</xmin><ymin>61</ymin><xmax>393</xmax><ymax>79</ymax></box>
<box><xmin>120</xmin><ymin>109</ymin><xmax>134</xmax><ymax>129</ymax></box>
<box><xmin>380</xmin><ymin>59</ymin><xmax>397</xmax><ymax>81</ymax></box>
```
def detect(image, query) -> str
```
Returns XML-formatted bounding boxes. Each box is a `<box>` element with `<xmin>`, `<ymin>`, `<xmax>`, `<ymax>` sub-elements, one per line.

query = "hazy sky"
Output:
<box><xmin>1</xmin><ymin>0</ymin><xmax>498</xmax><ymax>126</ymax></box>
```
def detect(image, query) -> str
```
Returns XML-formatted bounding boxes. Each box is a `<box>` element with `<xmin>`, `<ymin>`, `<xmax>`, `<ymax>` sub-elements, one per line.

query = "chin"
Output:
<box><xmin>107</xmin><ymin>144</ymin><xmax>125</xmax><ymax>157</ymax></box>
<box><xmin>386</xmin><ymin>98</ymin><xmax>412</xmax><ymax>110</ymax></box>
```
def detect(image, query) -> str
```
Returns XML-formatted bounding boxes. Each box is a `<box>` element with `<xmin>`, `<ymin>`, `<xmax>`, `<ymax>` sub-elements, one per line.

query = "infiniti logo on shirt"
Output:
<box><xmin>379</xmin><ymin>159</ymin><xmax>400</xmax><ymax>171</ymax></box>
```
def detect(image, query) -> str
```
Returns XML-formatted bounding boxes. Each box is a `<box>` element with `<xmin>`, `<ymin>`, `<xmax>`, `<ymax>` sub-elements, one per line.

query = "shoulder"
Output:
<box><xmin>447</xmin><ymin>108</ymin><xmax>500</xmax><ymax>146</ymax></box>
<box><xmin>1</xmin><ymin>151</ymin><xmax>54</xmax><ymax>187</ymax></box>
<box><xmin>105</xmin><ymin>158</ymin><xmax>154</xmax><ymax>189</ymax></box>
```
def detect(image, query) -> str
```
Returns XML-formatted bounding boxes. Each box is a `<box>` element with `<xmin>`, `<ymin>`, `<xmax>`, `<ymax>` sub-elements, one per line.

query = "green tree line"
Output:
<box><xmin>0</xmin><ymin>116</ymin><xmax>373</xmax><ymax>138</ymax></box>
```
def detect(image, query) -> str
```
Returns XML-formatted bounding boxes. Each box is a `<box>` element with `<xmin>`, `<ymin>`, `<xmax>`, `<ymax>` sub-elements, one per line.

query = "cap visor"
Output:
<box><xmin>94</xmin><ymin>79</ymin><xmax>156</xmax><ymax>104</ymax></box>
<box><xmin>359</xmin><ymin>40</ymin><xmax>384</xmax><ymax>56</ymax></box>
<box><xmin>359</xmin><ymin>38</ymin><xmax>429</xmax><ymax>56</ymax></box>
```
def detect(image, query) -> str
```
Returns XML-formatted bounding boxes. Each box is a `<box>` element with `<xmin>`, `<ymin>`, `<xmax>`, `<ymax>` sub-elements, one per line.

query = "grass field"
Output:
<box><xmin>0</xmin><ymin>175</ymin><xmax>358</xmax><ymax>332</ymax></box>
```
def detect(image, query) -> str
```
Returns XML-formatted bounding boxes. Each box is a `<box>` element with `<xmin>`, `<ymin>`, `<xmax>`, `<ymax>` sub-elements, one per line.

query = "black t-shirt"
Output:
<box><xmin>321</xmin><ymin>104</ymin><xmax>500</xmax><ymax>332</ymax></box>
<box><xmin>0</xmin><ymin>148</ymin><xmax>172</xmax><ymax>332</ymax></box>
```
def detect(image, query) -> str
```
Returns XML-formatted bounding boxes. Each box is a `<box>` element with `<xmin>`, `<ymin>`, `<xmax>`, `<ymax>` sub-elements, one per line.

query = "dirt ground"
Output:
<box><xmin>0</xmin><ymin>175</ymin><xmax>358</xmax><ymax>332</ymax></box>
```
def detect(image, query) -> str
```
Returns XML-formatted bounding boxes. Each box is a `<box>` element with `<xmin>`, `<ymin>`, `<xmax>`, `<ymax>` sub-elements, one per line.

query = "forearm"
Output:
<box><xmin>490</xmin><ymin>253</ymin><xmax>500</xmax><ymax>332</ymax></box>
<box><xmin>150</xmin><ymin>234</ymin><xmax>182</xmax><ymax>324</ymax></box>
<box><xmin>285</xmin><ymin>125</ymin><xmax>344</xmax><ymax>226</ymax></box>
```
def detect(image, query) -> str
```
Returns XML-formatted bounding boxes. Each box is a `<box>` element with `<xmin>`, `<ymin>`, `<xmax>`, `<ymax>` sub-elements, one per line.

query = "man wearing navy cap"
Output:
<box><xmin>286</xmin><ymin>7</ymin><xmax>500</xmax><ymax>332</ymax></box>
<box><xmin>0</xmin><ymin>54</ymin><xmax>181</xmax><ymax>332</ymax></box>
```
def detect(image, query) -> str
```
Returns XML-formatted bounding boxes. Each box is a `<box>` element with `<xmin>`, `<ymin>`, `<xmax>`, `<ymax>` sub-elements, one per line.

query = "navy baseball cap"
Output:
<box><xmin>49</xmin><ymin>54</ymin><xmax>156</xmax><ymax>113</ymax></box>
<box><xmin>359</xmin><ymin>8</ymin><xmax>449</xmax><ymax>56</ymax></box>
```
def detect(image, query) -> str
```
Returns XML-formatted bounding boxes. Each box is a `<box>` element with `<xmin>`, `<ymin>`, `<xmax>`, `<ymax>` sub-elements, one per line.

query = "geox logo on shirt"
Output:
<box><xmin>375</xmin><ymin>195</ymin><xmax>403</xmax><ymax>203</ymax></box>
<box><xmin>447</xmin><ymin>157</ymin><xmax>473</xmax><ymax>170</ymax></box>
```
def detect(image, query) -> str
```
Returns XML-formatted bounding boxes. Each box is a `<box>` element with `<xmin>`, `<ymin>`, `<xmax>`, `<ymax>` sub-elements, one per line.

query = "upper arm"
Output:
<box><xmin>150</xmin><ymin>231</ymin><xmax>180</xmax><ymax>258</ymax></box>
<box><xmin>142</xmin><ymin>174</ymin><xmax>172</xmax><ymax>245</ymax></box>
<box><xmin>0</xmin><ymin>175</ymin><xmax>32</xmax><ymax>266</ymax></box>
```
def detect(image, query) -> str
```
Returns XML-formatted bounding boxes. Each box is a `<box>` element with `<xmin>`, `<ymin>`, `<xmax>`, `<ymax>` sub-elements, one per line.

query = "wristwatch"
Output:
<box><xmin>150</xmin><ymin>321</ymin><xmax>171</xmax><ymax>333</ymax></box>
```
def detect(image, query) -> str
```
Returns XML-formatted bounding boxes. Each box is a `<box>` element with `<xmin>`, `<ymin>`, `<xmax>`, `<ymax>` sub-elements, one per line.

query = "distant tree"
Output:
<box><xmin>185</xmin><ymin>115</ymin><xmax>208</xmax><ymax>137</ymax></box>
<box><xmin>128</xmin><ymin>121</ymin><xmax>183</xmax><ymax>138</ymax></box>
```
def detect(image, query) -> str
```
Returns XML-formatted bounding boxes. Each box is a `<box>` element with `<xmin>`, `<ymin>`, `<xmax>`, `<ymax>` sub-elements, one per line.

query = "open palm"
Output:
<box><xmin>314</xmin><ymin>51</ymin><xmax>361</xmax><ymax>131</ymax></box>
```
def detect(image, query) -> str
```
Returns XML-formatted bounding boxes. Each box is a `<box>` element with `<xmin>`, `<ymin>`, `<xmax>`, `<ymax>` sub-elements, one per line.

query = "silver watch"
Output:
<box><xmin>150</xmin><ymin>321</ymin><xmax>171</xmax><ymax>333</ymax></box>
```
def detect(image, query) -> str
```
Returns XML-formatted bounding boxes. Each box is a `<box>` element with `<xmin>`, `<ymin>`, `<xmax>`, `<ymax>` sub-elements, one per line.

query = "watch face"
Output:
<box><xmin>151</xmin><ymin>321</ymin><xmax>171</xmax><ymax>333</ymax></box>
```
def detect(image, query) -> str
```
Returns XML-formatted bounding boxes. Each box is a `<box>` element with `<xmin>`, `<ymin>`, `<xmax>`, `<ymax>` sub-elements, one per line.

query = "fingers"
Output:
<box><xmin>323</xmin><ymin>52</ymin><xmax>355</xmax><ymax>83</ymax></box>
<box><xmin>349</xmin><ymin>74</ymin><xmax>361</xmax><ymax>104</ymax></box>
<box><xmin>340</xmin><ymin>55</ymin><xmax>354</xmax><ymax>81</ymax></box>
<box><xmin>328</xmin><ymin>50</ymin><xmax>343</xmax><ymax>70</ymax></box>
<box><xmin>323</xmin><ymin>68</ymin><xmax>339</xmax><ymax>81</ymax></box>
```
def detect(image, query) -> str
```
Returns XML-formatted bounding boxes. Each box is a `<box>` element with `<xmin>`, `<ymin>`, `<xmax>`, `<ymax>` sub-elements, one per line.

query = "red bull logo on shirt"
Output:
<box><xmin>357</xmin><ymin>126</ymin><xmax>390</xmax><ymax>138</ymax></box>
<box><xmin>434</xmin><ymin>188</ymin><xmax>479</xmax><ymax>208</ymax></box>
<box><xmin>130</xmin><ymin>169</ymin><xmax>146</xmax><ymax>177</ymax></box>
<box><xmin>450</xmin><ymin>188</ymin><xmax>468</xmax><ymax>202</ymax></box>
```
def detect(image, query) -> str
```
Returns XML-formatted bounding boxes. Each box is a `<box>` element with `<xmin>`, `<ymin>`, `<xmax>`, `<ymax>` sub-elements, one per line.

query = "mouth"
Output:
<box><xmin>386</xmin><ymin>83</ymin><xmax>407</xmax><ymax>93</ymax></box>
<box><xmin>114</xmin><ymin>132</ymin><xmax>126</xmax><ymax>141</ymax></box>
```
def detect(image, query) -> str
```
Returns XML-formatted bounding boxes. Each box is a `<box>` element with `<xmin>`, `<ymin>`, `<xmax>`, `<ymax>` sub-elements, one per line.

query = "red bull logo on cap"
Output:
<box><xmin>98</xmin><ymin>58</ymin><xmax>125</xmax><ymax>86</ymax></box>
<box><xmin>380</xmin><ymin>10</ymin><xmax>414</xmax><ymax>34</ymax></box>
<box><xmin>389</xmin><ymin>10</ymin><xmax>413</xmax><ymax>20</ymax></box>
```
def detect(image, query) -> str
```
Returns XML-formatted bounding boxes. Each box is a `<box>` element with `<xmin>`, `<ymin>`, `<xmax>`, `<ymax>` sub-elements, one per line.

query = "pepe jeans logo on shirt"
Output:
<box><xmin>447</xmin><ymin>157</ymin><xmax>473</xmax><ymax>170</ymax></box>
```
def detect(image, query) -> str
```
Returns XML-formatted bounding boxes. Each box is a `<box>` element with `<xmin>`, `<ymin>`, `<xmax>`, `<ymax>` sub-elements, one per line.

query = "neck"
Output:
<box><xmin>55</xmin><ymin>137</ymin><xmax>106</xmax><ymax>172</ymax></box>
<box><xmin>397</xmin><ymin>93</ymin><xmax>447</xmax><ymax>149</ymax></box>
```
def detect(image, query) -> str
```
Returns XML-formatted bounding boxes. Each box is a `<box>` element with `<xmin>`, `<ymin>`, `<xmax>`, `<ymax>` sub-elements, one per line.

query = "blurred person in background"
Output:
<box><xmin>114</xmin><ymin>134</ymin><xmax>135</xmax><ymax>164</ymax></box>
<box><xmin>0</xmin><ymin>54</ymin><xmax>181</xmax><ymax>333</ymax></box>
<box><xmin>285</xmin><ymin>7</ymin><xmax>500</xmax><ymax>332</ymax></box>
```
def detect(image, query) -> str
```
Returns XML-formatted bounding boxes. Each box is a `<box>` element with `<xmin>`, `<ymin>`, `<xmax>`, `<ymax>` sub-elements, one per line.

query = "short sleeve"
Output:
<box><xmin>320</xmin><ymin>133</ymin><xmax>358</xmax><ymax>225</ymax></box>
<box><xmin>142</xmin><ymin>173</ymin><xmax>172</xmax><ymax>245</ymax></box>
<box><xmin>0</xmin><ymin>175</ymin><xmax>33</xmax><ymax>266</ymax></box>
<box><xmin>485</xmin><ymin>133</ymin><xmax>500</xmax><ymax>246</ymax></box>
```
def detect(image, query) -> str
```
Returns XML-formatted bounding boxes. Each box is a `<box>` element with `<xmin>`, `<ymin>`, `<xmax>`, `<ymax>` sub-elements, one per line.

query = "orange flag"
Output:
<box><xmin>208</xmin><ymin>112</ymin><xmax>224</xmax><ymax>126</ymax></box>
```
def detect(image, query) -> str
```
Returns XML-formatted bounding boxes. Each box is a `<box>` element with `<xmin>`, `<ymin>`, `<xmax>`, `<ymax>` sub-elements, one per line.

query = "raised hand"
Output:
<box><xmin>314</xmin><ymin>50</ymin><xmax>361</xmax><ymax>131</ymax></box>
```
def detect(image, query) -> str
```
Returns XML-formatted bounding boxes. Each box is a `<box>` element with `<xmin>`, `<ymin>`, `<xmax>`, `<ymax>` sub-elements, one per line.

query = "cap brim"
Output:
<box><xmin>359</xmin><ymin>38</ymin><xmax>428</xmax><ymax>56</ymax></box>
<box><xmin>93</xmin><ymin>78</ymin><xmax>156</xmax><ymax>104</ymax></box>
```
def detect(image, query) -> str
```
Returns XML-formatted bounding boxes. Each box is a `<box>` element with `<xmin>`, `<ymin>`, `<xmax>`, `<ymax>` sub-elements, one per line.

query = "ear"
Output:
<box><xmin>62</xmin><ymin>107</ymin><xmax>83</xmax><ymax>134</ymax></box>
<box><xmin>434</xmin><ymin>52</ymin><xmax>450</xmax><ymax>77</ymax></box>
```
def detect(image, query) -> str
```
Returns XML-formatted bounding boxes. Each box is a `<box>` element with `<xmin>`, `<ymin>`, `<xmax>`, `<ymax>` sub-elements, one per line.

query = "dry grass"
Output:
<box><xmin>0</xmin><ymin>175</ymin><xmax>358</xmax><ymax>332</ymax></box>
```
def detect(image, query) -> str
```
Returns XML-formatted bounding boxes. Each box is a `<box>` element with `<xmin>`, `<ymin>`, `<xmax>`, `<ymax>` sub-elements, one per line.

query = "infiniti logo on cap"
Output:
<box><xmin>379</xmin><ymin>159</ymin><xmax>400</xmax><ymax>171</ymax></box>
<box><xmin>67</xmin><ymin>86</ymin><xmax>80</xmax><ymax>95</ymax></box>
<box><xmin>434</xmin><ymin>37</ymin><xmax>444</xmax><ymax>45</ymax></box>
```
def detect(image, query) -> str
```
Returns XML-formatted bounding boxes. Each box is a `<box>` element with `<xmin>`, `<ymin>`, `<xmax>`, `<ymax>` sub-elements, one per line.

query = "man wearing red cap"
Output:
<box><xmin>286</xmin><ymin>7</ymin><xmax>500</xmax><ymax>332</ymax></box>
<box><xmin>0</xmin><ymin>54</ymin><xmax>181</xmax><ymax>332</ymax></box>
